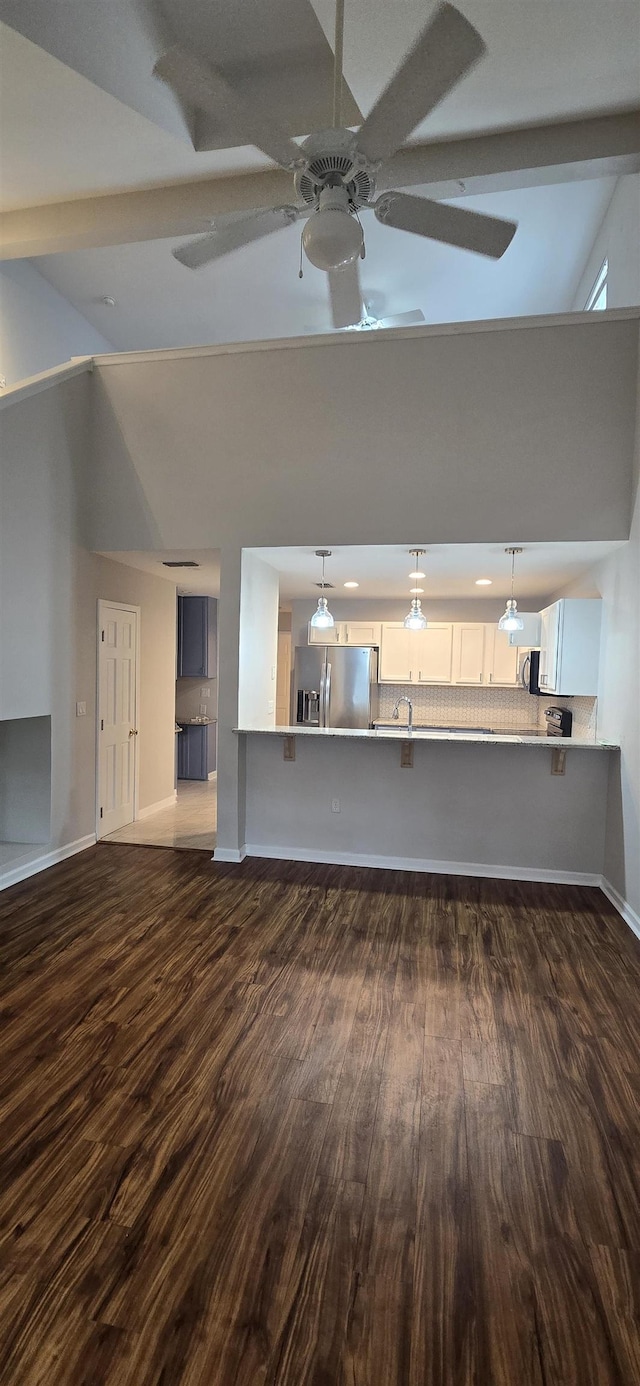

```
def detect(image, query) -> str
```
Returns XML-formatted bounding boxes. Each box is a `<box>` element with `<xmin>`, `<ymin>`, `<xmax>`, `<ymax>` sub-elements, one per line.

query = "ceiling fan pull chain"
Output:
<box><xmin>332</xmin><ymin>0</ymin><xmax>345</xmax><ymax>128</ymax></box>
<box><xmin>298</xmin><ymin>230</ymin><xmax>304</xmax><ymax>279</ymax></box>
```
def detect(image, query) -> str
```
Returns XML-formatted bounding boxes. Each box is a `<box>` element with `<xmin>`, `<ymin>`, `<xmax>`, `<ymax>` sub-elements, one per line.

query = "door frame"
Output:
<box><xmin>96</xmin><ymin>599</ymin><xmax>141</xmax><ymax>840</ymax></box>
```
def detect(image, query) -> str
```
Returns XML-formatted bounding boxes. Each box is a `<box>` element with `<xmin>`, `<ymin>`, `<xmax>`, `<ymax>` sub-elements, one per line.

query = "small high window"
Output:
<box><xmin>584</xmin><ymin>258</ymin><xmax>608</xmax><ymax>311</ymax></box>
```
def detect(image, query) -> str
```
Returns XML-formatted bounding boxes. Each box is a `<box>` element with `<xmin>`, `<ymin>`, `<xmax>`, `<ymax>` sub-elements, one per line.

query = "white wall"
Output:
<box><xmin>88</xmin><ymin>317</ymin><xmax>639</xmax><ymax>552</ymax></box>
<box><xmin>0</xmin><ymin>260</ymin><xmax>113</xmax><ymax>387</ymax></box>
<box><xmin>593</xmin><ymin>473</ymin><xmax>640</xmax><ymax>923</ymax></box>
<box><xmin>238</xmin><ymin>551</ymin><xmax>279</xmax><ymax>729</ymax></box>
<box><xmin>0</xmin><ymin>374</ymin><xmax>176</xmax><ymax>872</ymax></box>
<box><xmin>243</xmin><ymin>735</ymin><xmax>610</xmax><ymax>881</ymax></box>
<box><xmin>572</xmin><ymin>175</ymin><xmax>640</xmax><ymax>311</ymax></box>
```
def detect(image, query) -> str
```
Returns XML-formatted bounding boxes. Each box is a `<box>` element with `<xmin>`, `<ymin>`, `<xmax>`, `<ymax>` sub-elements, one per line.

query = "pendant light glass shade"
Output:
<box><xmin>497</xmin><ymin>548</ymin><xmax>524</xmax><ymax>632</ymax></box>
<box><xmin>403</xmin><ymin>550</ymin><xmax>428</xmax><ymax>629</ymax></box>
<box><xmin>497</xmin><ymin>597</ymin><xmax>524</xmax><ymax>632</ymax></box>
<box><xmin>309</xmin><ymin>550</ymin><xmax>334</xmax><ymax>628</ymax></box>
<box><xmin>404</xmin><ymin>598</ymin><xmax>427</xmax><ymax>630</ymax></box>
<box><xmin>310</xmin><ymin>595</ymin><xmax>335</xmax><ymax>629</ymax></box>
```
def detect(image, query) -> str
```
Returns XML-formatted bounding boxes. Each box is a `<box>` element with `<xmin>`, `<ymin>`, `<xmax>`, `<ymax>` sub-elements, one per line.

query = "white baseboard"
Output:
<box><xmin>136</xmin><ymin>792</ymin><xmax>177</xmax><ymax>820</ymax></box>
<box><xmin>212</xmin><ymin>845</ymin><xmax>247</xmax><ymax>863</ymax></box>
<box><xmin>242</xmin><ymin>843</ymin><xmax>600</xmax><ymax>887</ymax></box>
<box><xmin>208</xmin><ymin>771</ymin><xmax>217</xmax><ymax>781</ymax></box>
<box><xmin>0</xmin><ymin>833</ymin><xmax>97</xmax><ymax>892</ymax></box>
<box><xmin>599</xmin><ymin>876</ymin><xmax>640</xmax><ymax>940</ymax></box>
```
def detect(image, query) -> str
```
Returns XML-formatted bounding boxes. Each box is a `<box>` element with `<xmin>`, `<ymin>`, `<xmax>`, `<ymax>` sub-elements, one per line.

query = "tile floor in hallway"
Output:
<box><xmin>103</xmin><ymin>779</ymin><xmax>217</xmax><ymax>851</ymax></box>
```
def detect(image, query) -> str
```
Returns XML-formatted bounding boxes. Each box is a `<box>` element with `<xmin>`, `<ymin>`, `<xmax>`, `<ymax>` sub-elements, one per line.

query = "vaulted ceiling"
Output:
<box><xmin>1</xmin><ymin>0</ymin><xmax>638</xmax><ymax>347</ymax></box>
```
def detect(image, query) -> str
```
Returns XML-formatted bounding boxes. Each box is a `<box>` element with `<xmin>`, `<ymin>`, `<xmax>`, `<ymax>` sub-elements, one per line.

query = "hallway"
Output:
<box><xmin>103</xmin><ymin>780</ymin><xmax>216</xmax><ymax>851</ymax></box>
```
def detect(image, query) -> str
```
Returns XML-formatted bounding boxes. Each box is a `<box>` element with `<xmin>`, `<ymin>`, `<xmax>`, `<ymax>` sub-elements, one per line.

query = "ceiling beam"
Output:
<box><xmin>2</xmin><ymin>110</ymin><xmax>638</xmax><ymax>260</ymax></box>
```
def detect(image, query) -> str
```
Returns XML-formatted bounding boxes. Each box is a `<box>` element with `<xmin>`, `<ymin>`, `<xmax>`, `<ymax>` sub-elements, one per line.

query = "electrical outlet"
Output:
<box><xmin>271</xmin><ymin>666</ymin><xmax>276</xmax><ymax>680</ymax></box>
<box><xmin>283</xmin><ymin>735</ymin><xmax>296</xmax><ymax>761</ymax></box>
<box><xmin>400</xmin><ymin>741</ymin><xmax>414</xmax><ymax>768</ymax></box>
<box><xmin>199</xmin><ymin>703</ymin><xmax>207</xmax><ymax>714</ymax></box>
<box><xmin>551</xmin><ymin>748</ymin><xmax>567</xmax><ymax>776</ymax></box>
<box><xmin>268</xmin><ymin>699</ymin><xmax>274</xmax><ymax>714</ymax></box>
<box><xmin>331</xmin><ymin>798</ymin><xmax>341</xmax><ymax>813</ymax></box>
<box><xmin>76</xmin><ymin>701</ymin><xmax>87</xmax><ymax>717</ymax></box>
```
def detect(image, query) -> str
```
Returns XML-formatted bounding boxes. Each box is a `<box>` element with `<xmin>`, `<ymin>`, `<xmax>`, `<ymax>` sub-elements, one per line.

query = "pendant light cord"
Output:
<box><xmin>510</xmin><ymin>549</ymin><xmax>515</xmax><ymax>602</ymax></box>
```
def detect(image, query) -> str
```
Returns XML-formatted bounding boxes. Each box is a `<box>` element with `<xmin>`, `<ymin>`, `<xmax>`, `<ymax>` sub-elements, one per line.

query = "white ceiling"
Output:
<box><xmin>104</xmin><ymin>540</ymin><xmax>626</xmax><ymax>602</ymax></box>
<box><xmin>1</xmin><ymin>1</ymin><xmax>638</xmax><ymax>209</ymax></box>
<box><xmin>102</xmin><ymin>549</ymin><xmax>221</xmax><ymax>596</ymax></box>
<box><xmin>33</xmin><ymin>178</ymin><xmax>616</xmax><ymax>349</ymax></box>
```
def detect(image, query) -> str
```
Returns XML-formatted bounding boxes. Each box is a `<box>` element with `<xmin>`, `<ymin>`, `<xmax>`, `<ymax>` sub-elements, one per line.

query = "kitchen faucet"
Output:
<box><xmin>391</xmin><ymin>695</ymin><xmax>413</xmax><ymax>729</ymax></box>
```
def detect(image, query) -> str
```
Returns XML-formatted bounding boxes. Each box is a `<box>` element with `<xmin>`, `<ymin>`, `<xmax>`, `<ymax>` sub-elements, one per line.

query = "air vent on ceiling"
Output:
<box><xmin>314</xmin><ymin>581</ymin><xmax>335</xmax><ymax>589</ymax></box>
<box><xmin>162</xmin><ymin>560</ymin><xmax>200</xmax><ymax>568</ymax></box>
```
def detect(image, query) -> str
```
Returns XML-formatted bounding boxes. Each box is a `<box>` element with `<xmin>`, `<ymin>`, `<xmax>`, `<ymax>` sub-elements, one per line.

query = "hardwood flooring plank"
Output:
<box><xmin>1</xmin><ymin>848</ymin><xmax>639</xmax><ymax>1385</ymax></box>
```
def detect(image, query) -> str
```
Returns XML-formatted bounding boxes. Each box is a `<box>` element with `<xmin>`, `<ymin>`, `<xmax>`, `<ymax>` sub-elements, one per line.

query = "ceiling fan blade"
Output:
<box><xmin>154</xmin><ymin>47</ymin><xmax>305</xmax><ymax>169</ymax></box>
<box><xmin>378</xmin><ymin>309</ymin><xmax>426</xmax><ymax>328</ymax></box>
<box><xmin>173</xmin><ymin>206</ymin><xmax>302</xmax><ymax>269</ymax></box>
<box><xmin>357</xmin><ymin>3</ymin><xmax>485</xmax><ymax>165</ymax></box>
<box><xmin>375</xmin><ymin>192</ymin><xmax>517</xmax><ymax>259</ymax></box>
<box><xmin>328</xmin><ymin>261</ymin><xmax>363</xmax><ymax>329</ymax></box>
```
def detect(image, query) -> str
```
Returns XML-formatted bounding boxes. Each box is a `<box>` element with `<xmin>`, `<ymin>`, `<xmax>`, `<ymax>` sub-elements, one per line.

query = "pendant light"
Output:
<box><xmin>497</xmin><ymin>547</ymin><xmax>525</xmax><ymax>631</ymax></box>
<box><xmin>310</xmin><ymin>549</ymin><xmax>335</xmax><ymax>628</ymax></box>
<box><xmin>404</xmin><ymin>549</ymin><xmax>428</xmax><ymax>630</ymax></box>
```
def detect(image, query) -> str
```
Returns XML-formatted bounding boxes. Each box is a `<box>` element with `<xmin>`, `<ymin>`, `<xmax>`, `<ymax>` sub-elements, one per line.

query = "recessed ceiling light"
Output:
<box><xmin>101</xmin><ymin>295</ymin><xmax>117</xmax><ymax>307</ymax></box>
<box><xmin>475</xmin><ymin>578</ymin><xmax>492</xmax><ymax>586</ymax></box>
<box><xmin>409</xmin><ymin>570</ymin><xmax>426</xmax><ymax>579</ymax></box>
<box><xmin>410</xmin><ymin>586</ymin><xmax>424</xmax><ymax>595</ymax></box>
<box><xmin>343</xmin><ymin>581</ymin><xmax>359</xmax><ymax>588</ymax></box>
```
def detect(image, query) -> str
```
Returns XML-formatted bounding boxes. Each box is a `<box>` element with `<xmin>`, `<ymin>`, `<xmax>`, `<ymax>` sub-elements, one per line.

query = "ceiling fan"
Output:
<box><xmin>154</xmin><ymin>2</ymin><xmax>517</xmax><ymax>330</ymax></box>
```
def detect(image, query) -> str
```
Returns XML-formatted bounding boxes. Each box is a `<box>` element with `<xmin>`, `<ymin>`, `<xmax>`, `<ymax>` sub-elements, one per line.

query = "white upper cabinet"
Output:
<box><xmin>309</xmin><ymin>620</ymin><xmax>381</xmax><ymax>646</ymax></box>
<box><xmin>343</xmin><ymin>621</ymin><xmax>382</xmax><ymax>646</ymax></box>
<box><xmin>379</xmin><ymin>623</ymin><xmax>454</xmax><ymax>684</ymax></box>
<box><xmin>308</xmin><ymin>621</ymin><xmax>342</xmax><ymax>645</ymax></box>
<box><xmin>414</xmin><ymin>624</ymin><xmax>454</xmax><ymax>683</ymax></box>
<box><xmin>379</xmin><ymin>624</ymin><xmax>413</xmax><ymax>682</ymax></box>
<box><xmin>538</xmin><ymin>599</ymin><xmax>601</xmax><ymax>695</ymax></box>
<box><xmin>485</xmin><ymin>626</ymin><xmax>521</xmax><ymax>686</ymax></box>
<box><xmin>452</xmin><ymin>624</ymin><xmax>486</xmax><ymax>685</ymax></box>
<box><xmin>507</xmin><ymin>612</ymin><xmax>541</xmax><ymax>648</ymax></box>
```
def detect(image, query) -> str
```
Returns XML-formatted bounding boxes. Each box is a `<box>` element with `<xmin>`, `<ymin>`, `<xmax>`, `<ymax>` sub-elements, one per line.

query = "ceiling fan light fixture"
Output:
<box><xmin>497</xmin><ymin>548</ymin><xmax>524</xmax><ymax>631</ymax></box>
<box><xmin>301</xmin><ymin>188</ymin><xmax>363</xmax><ymax>271</ymax></box>
<box><xmin>310</xmin><ymin>549</ymin><xmax>335</xmax><ymax>628</ymax></box>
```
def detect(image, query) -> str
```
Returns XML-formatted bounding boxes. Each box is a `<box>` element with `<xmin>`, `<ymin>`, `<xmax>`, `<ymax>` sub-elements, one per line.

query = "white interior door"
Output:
<box><xmin>97</xmin><ymin>602</ymin><xmax>139</xmax><ymax>837</ymax></box>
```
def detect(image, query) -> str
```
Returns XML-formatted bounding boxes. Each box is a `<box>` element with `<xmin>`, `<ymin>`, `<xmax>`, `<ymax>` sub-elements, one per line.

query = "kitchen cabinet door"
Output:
<box><xmin>538</xmin><ymin>603</ymin><xmax>561</xmax><ymax>691</ymax></box>
<box><xmin>486</xmin><ymin>626</ymin><xmax>520</xmax><ymax>686</ymax></box>
<box><xmin>344</xmin><ymin>621</ymin><xmax>382</xmax><ymax>646</ymax></box>
<box><xmin>414</xmin><ymin>624</ymin><xmax>454</xmax><ymax>683</ymax></box>
<box><xmin>379</xmin><ymin>624</ymin><xmax>412</xmax><ymax>682</ymax></box>
<box><xmin>308</xmin><ymin>621</ymin><xmax>341</xmax><ymax>644</ymax></box>
<box><xmin>177</xmin><ymin>597</ymin><xmax>217</xmax><ymax>677</ymax></box>
<box><xmin>452</xmin><ymin>624</ymin><xmax>486</xmax><ymax>685</ymax></box>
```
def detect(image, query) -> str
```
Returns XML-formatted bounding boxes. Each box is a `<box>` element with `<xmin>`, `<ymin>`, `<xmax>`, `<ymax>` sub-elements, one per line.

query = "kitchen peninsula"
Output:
<box><xmin>233</xmin><ymin>725</ymin><xmax>617</xmax><ymax>883</ymax></box>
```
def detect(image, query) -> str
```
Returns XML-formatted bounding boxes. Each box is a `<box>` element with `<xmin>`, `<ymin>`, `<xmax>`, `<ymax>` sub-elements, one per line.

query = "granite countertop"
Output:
<box><xmin>177</xmin><ymin>717</ymin><xmax>217</xmax><ymax>726</ymax></box>
<box><xmin>235</xmin><ymin>726</ymin><xmax>618</xmax><ymax>749</ymax></box>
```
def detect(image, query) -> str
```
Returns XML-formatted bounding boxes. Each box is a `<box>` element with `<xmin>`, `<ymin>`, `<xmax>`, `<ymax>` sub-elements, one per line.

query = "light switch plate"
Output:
<box><xmin>268</xmin><ymin>699</ymin><xmax>274</xmax><ymax>713</ymax></box>
<box><xmin>200</xmin><ymin>687</ymin><xmax>210</xmax><ymax>697</ymax></box>
<box><xmin>76</xmin><ymin>701</ymin><xmax>87</xmax><ymax>717</ymax></box>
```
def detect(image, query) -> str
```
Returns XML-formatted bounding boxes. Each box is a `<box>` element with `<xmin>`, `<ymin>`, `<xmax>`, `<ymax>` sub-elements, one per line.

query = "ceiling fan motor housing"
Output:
<box><xmin>295</xmin><ymin>129</ymin><xmax>376</xmax><ymax>211</ymax></box>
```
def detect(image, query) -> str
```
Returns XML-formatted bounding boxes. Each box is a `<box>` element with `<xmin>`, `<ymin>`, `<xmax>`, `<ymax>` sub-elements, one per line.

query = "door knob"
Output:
<box><xmin>129</xmin><ymin>728</ymin><xmax>138</xmax><ymax>736</ymax></box>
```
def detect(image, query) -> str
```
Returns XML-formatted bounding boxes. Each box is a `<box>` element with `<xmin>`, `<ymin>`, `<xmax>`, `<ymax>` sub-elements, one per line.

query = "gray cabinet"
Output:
<box><xmin>177</xmin><ymin>722</ymin><xmax>216</xmax><ymax>780</ymax></box>
<box><xmin>177</xmin><ymin>596</ymin><xmax>217</xmax><ymax>678</ymax></box>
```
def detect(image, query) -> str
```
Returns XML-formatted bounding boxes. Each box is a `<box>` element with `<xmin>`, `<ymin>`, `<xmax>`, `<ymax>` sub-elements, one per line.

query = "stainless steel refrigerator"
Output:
<box><xmin>293</xmin><ymin>646</ymin><xmax>378</xmax><ymax>729</ymax></box>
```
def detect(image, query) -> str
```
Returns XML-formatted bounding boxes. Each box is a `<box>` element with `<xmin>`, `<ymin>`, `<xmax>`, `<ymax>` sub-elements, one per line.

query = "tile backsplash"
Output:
<box><xmin>175</xmin><ymin>676</ymin><xmax>218</xmax><ymax>722</ymax></box>
<box><xmin>376</xmin><ymin>684</ymin><xmax>598</xmax><ymax>739</ymax></box>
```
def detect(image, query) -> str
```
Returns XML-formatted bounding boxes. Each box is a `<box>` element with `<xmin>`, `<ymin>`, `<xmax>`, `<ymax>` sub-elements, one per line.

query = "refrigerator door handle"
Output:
<box><xmin>324</xmin><ymin>662</ymin><xmax>332</xmax><ymax>728</ymax></box>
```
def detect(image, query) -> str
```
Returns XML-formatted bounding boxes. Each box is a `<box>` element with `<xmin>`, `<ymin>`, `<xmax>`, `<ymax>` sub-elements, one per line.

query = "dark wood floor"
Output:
<box><xmin>0</xmin><ymin>846</ymin><xmax>639</xmax><ymax>1385</ymax></box>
